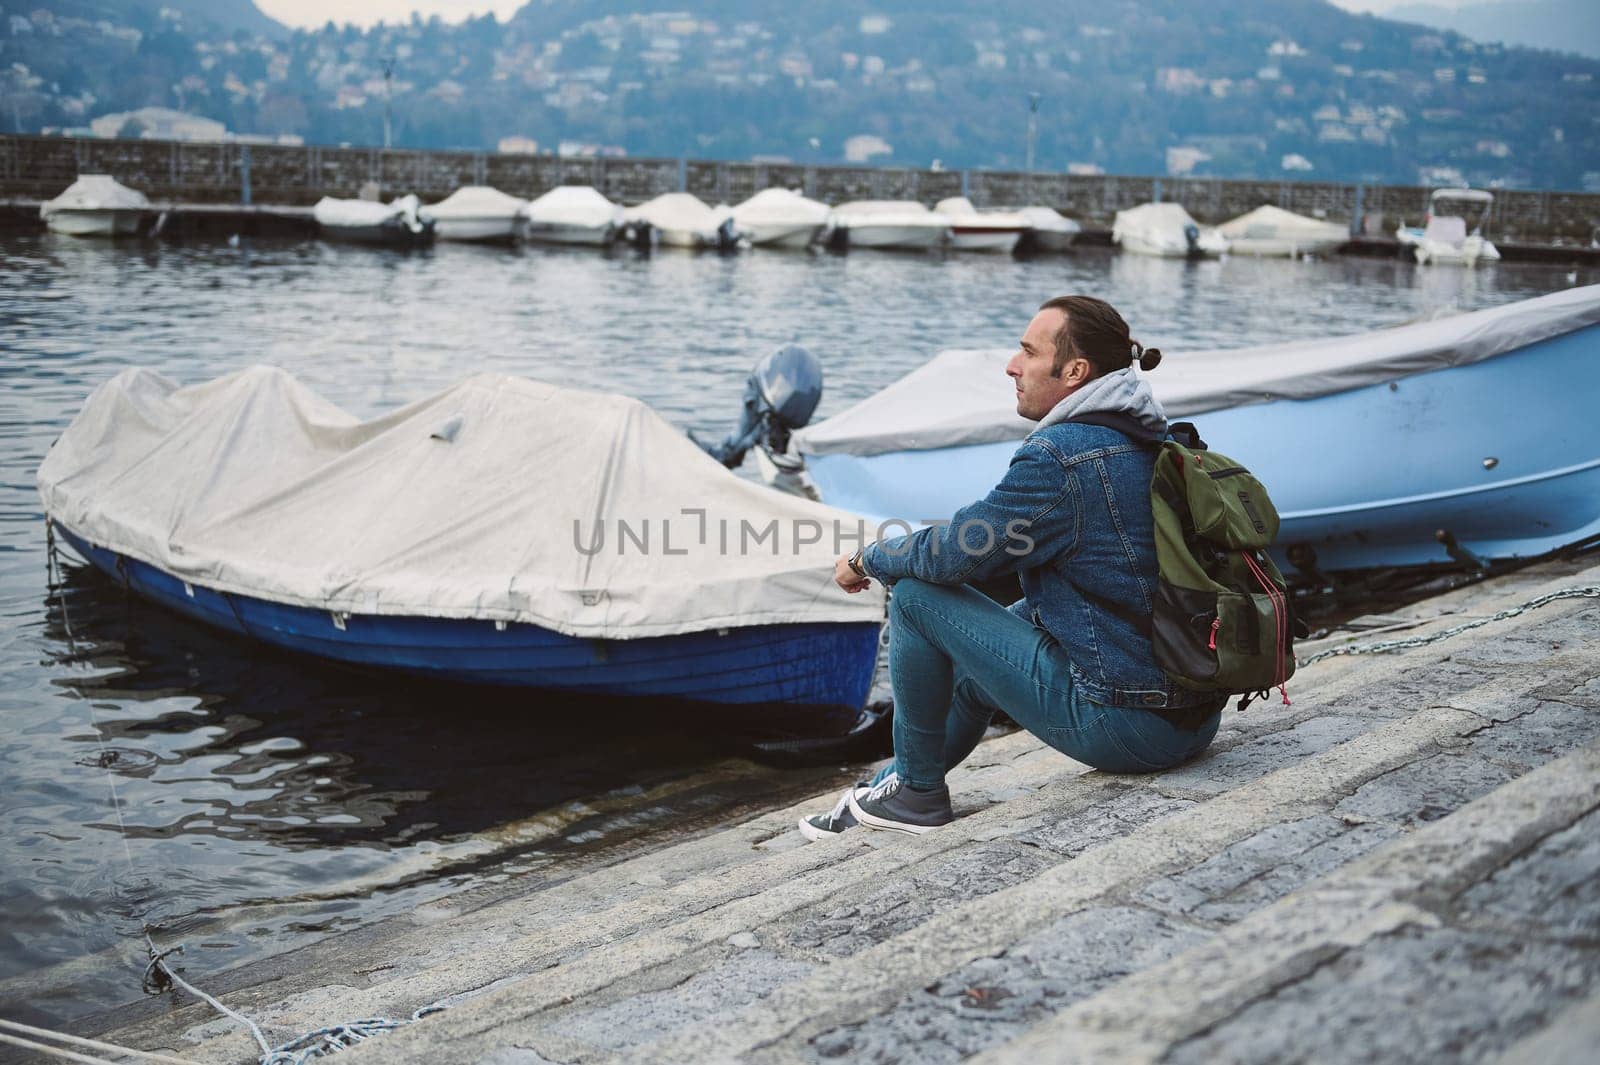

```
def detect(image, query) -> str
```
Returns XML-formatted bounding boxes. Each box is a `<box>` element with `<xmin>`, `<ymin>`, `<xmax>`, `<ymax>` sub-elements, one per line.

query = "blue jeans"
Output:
<box><xmin>880</xmin><ymin>579</ymin><xmax>1221</xmax><ymax>790</ymax></box>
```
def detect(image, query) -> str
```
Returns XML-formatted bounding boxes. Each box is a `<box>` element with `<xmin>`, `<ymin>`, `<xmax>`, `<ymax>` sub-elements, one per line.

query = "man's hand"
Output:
<box><xmin>834</xmin><ymin>553</ymin><xmax>872</xmax><ymax>594</ymax></box>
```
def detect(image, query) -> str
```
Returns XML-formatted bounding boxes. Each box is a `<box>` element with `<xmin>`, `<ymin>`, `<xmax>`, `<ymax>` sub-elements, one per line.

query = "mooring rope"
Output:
<box><xmin>0</xmin><ymin>1018</ymin><xmax>196</xmax><ymax>1064</ymax></box>
<box><xmin>44</xmin><ymin>525</ymin><xmax>449</xmax><ymax>1064</ymax></box>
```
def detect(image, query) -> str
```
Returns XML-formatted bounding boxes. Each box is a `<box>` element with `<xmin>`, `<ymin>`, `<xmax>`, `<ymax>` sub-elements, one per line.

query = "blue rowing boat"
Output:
<box><xmin>781</xmin><ymin>285</ymin><xmax>1600</xmax><ymax>575</ymax></box>
<box><xmin>41</xmin><ymin>370</ymin><xmax>885</xmax><ymax>736</ymax></box>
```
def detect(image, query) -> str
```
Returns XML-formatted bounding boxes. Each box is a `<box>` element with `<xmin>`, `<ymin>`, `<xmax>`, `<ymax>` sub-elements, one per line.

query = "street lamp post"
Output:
<box><xmin>382</xmin><ymin>57</ymin><xmax>395</xmax><ymax>149</ymax></box>
<box><xmin>1025</xmin><ymin>92</ymin><xmax>1041</xmax><ymax>198</ymax></box>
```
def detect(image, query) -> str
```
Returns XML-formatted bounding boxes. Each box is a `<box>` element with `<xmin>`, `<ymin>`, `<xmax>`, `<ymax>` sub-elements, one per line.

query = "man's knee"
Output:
<box><xmin>888</xmin><ymin>577</ymin><xmax>942</xmax><ymax>624</ymax></box>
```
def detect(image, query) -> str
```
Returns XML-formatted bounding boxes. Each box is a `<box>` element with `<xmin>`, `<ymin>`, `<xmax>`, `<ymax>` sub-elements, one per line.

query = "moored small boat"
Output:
<box><xmin>40</xmin><ymin>175</ymin><xmax>149</xmax><ymax>237</ymax></box>
<box><xmin>731</xmin><ymin>188</ymin><xmax>832</xmax><ymax>248</ymax></box>
<box><xmin>828</xmin><ymin>200</ymin><xmax>951</xmax><ymax>251</ymax></box>
<box><xmin>1016</xmin><ymin>206</ymin><xmax>1082</xmax><ymax>253</ymax></box>
<box><xmin>422</xmin><ymin>185</ymin><xmax>527</xmax><ymax>243</ymax></box>
<box><xmin>758</xmin><ymin>285</ymin><xmax>1600</xmax><ymax>576</ymax></box>
<box><xmin>314</xmin><ymin>194</ymin><xmax>434</xmax><ymax>246</ymax></box>
<box><xmin>1113</xmin><ymin>202</ymin><xmax>1229</xmax><ymax>258</ymax></box>
<box><xmin>521</xmin><ymin>185</ymin><xmax>625</xmax><ymax>246</ymax></box>
<box><xmin>1218</xmin><ymin>205</ymin><xmax>1348</xmax><ymax>258</ymax></box>
<box><xmin>934</xmin><ymin>197</ymin><xmax>1029</xmax><ymax>254</ymax></box>
<box><xmin>624</xmin><ymin>193</ymin><xmax>744</xmax><ymax>250</ymax></box>
<box><xmin>39</xmin><ymin>368</ymin><xmax>884</xmax><ymax>734</ymax></box>
<box><xmin>1407</xmin><ymin>189</ymin><xmax>1501</xmax><ymax>267</ymax></box>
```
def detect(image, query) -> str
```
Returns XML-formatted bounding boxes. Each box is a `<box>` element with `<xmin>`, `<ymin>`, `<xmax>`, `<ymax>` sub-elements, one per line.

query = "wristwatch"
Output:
<box><xmin>847</xmin><ymin>547</ymin><xmax>868</xmax><ymax>578</ymax></box>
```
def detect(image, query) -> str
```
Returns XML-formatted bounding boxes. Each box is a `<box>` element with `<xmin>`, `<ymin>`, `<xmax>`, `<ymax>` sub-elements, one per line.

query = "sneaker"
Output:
<box><xmin>848</xmin><ymin>775</ymin><xmax>954</xmax><ymax>834</ymax></box>
<box><xmin>797</xmin><ymin>777</ymin><xmax>885</xmax><ymax>842</ymax></box>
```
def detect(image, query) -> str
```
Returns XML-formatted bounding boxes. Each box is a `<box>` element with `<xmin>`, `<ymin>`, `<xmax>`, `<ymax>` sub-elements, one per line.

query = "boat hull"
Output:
<box><xmin>522</xmin><ymin>220</ymin><xmax>617</xmax><ymax>246</ymax></box>
<box><xmin>802</xmin><ymin>324</ymin><xmax>1600</xmax><ymax>574</ymax></box>
<box><xmin>949</xmin><ymin>227</ymin><xmax>1024</xmax><ymax>253</ymax></box>
<box><xmin>44</xmin><ymin>209</ymin><xmax>143</xmax><ymax>237</ymax></box>
<box><xmin>319</xmin><ymin>222</ymin><xmax>436</xmax><ymax>247</ymax></box>
<box><xmin>741</xmin><ymin>221</ymin><xmax>825</xmax><ymax>247</ymax></box>
<box><xmin>1226</xmin><ymin>236</ymin><xmax>1346</xmax><ymax>258</ymax></box>
<box><xmin>837</xmin><ymin>223</ymin><xmax>948</xmax><ymax>250</ymax></box>
<box><xmin>1025</xmin><ymin>229</ymin><xmax>1079</xmax><ymax>253</ymax></box>
<box><xmin>1416</xmin><ymin>236</ymin><xmax>1502</xmax><ymax>266</ymax></box>
<box><xmin>54</xmin><ymin>523</ymin><xmax>880</xmax><ymax>732</ymax></box>
<box><xmin>431</xmin><ymin>216</ymin><xmax>520</xmax><ymax>243</ymax></box>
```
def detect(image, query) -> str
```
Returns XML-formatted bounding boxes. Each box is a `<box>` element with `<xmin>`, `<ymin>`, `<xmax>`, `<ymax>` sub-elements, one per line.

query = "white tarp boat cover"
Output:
<box><xmin>732</xmin><ymin>188</ymin><xmax>831</xmax><ymax>225</ymax></box>
<box><xmin>1017</xmin><ymin>207</ymin><xmax>1081</xmax><ymax>234</ymax></box>
<box><xmin>39</xmin><ymin>368</ymin><xmax>885</xmax><ymax>638</ymax></box>
<box><xmin>313</xmin><ymin>195</ymin><xmax>425</xmax><ymax>230</ymax></box>
<box><xmin>832</xmin><ymin>200</ymin><xmax>945</xmax><ymax>225</ymax></box>
<box><xmin>41</xmin><ymin>175</ymin><xmax>149</xmax><ymax>217</ymax></box>
<box><xmin>1218</xmin><ymin>205</ymin><xmax>1347</xmax><ymax>242</ymax></box>
<box><xmin>796</xmin><ymin>284</ymin><xmax>1600</xmax><ymax>457</ymax></box>
<box><xmin>623</xmin><ymin>192</ymin><xmax>722</xmax><ymax>230</ymax></box>
<box><xmin>423</xmin><ymin>185</ymin><xmax>526</xmax><ymax>219</ymax></box>
<box><xmin>522</xmin><ymin>185</ymin><xmax>623</xmax><ymax>226</ymax></box>
<box><xmin>934</xmin><ymin>197</ymin><xmax>1028</xmax><ymax>229</ymax></box>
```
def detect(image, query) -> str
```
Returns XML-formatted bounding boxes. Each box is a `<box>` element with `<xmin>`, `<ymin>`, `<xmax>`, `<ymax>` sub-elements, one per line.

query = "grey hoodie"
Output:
<box><xmin>1031</xmin><ymin>367</ymin><xmax>1168</xmax><ymax>441</ymax></box>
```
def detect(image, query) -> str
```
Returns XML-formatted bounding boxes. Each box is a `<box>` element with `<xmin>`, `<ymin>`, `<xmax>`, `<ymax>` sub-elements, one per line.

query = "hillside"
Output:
<box><xmin>4</xmin><ymin>0</ymin><xmax>1597</xmax><ymax>189</ymax></box>
<box><xmin>1388</xmin><ymin>1</ymin><xmax>1600</xmax><ymax>60</ymax></box>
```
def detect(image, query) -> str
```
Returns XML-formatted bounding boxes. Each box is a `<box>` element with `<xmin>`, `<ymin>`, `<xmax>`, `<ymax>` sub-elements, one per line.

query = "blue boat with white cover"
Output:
<box><xmin>776</xmin><ymin>285</ymin><xmax>1600</xmax><ymax>575</ymax></box>
<box><xmin>39</xmin><ymin>369</ymin><xmax>884</xmax><ymax>736</ymax></box>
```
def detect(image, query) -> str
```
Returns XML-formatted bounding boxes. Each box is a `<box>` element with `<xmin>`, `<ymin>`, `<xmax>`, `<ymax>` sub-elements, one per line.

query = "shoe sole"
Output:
<box><xmin>796</xmin><ymin>815</ymin><xmax>839</xmax><ymax>842</ymax></box>
<box><xmin>847</xmin><ymin>794</ymin><xmax>949</xmax><ymax>835</ymax></box>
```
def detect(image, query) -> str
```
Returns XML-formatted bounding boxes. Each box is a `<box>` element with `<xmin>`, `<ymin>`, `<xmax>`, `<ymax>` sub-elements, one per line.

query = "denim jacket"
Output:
<box><xmin>861</xmin><ymin>371</ymin><xmax>1213</xmax><ymax>710</ymax></box>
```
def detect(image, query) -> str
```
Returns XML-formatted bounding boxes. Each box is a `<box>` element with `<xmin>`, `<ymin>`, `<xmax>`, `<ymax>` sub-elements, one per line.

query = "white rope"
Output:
<box><xmin>0</xmin><ymin>1019</ymin><xmax>194</xmax><ymax>1064</ymax></box>
<box><xmin>156</xmin><ymin>960</ymin><xmax>272</xmax><ymax>1056</ymax></box>
<box><xmin>0</xmin><ymin>1029</ymin><xmax>125</xmax><ymax>1065</ymax></box>
<box><xmin>44</xmin><ymin>526</ymin><xmax>445</xmax><ymax>1065</ymax></box>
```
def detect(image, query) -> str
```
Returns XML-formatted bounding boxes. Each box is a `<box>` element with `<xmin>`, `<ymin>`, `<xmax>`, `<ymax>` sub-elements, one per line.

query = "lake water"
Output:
<box><xmin>0</xmin><ymin>231</ymin><xmax>1591</xmax><ymax>1028</ymax></box>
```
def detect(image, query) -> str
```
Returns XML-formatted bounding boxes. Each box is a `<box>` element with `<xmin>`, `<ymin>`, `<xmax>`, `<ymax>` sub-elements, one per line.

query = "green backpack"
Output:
<box><xmin>1147</xmin><ymin>424</ymin><xmax>1297</xmax><ymax>708</ymax></box>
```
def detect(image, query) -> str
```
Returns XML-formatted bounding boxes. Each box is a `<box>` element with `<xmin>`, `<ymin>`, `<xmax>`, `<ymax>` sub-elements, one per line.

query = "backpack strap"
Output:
<box><xmin>1064</xmin><ymin>411</ymin><xmax>1165</xmax><ymax>445</ymax></box>
<box><xmin>1167</xmin><ymin>421</ymin><xmax>1208</xmax><ymax>451</ymax></box>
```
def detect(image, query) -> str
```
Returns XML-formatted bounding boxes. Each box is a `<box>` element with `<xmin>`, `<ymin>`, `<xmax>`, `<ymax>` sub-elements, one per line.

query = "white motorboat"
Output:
<box><xmin>828</xmin><ymin>200</ymin><xmax>951</xmax><ymax>251</ymax></box>
<box><xmin>313</xmin><ymin>194</ymin><xmax>435</xmax><ymax>246</ymax></box>
<box><xmin>1218</xmin><ymin>205</ymin><xmax>1348</xmax><ymax>258</ymax></box>
<box><xmin>746</xmin><ymin>285</ymin><xmax>1600</xmax><ymax>576</ymax></box>
<box><xmin>521</xmin><ymin>186</ymin><xmax>625</xmax><ymax>246</ymax></box>
<box><xmin>40</xmin><ymin>175</ymin><xmax>149</xmax><ymax>237</ymax></box>
<box><xmin>731</xmin><ymin>188</ymin><xmax>831</xmax><ymax>248</ymax></box>
<box><xmin>1112</xmin><ymin>202</ymin><xmax>1229</xmax><ymax>258</ymax></box>
<box><xmin>422</xmin><ymin>186</ymin><xmax>527</xmax><ymax>243</ymax></box>
<box><xmin>1406</xmin><ymin>189</ymin><xmax>1501</xmax><ymax>267</ymax></box>
<box><xmin>933</xmin><ymin>197</ymin><xmax>1029</xmax><ymax>253</ymax></box>
<box><xmin>623</xmin><ymin>193</ymin><xmax>743</xmax><ymax>250</ymax></box>
<box><xmin>1016</xmin><ymin>206</ymin><xmax>1082</xmax><ymax>252</ymax></box>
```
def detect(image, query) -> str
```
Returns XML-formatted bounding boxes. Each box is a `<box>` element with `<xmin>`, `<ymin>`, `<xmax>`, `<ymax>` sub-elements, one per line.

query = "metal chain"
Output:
<box><xmin>1298</xmin><ymin>585</ymin><xmax>1600</xmax><ymax>667</ymax></box>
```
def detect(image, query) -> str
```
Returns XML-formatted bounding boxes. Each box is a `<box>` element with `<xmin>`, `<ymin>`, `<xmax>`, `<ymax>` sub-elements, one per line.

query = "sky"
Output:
<box><xmin>255</xmin><ymin>0</ymin><xmax>1485</xmax><ymax>30</ymax></box>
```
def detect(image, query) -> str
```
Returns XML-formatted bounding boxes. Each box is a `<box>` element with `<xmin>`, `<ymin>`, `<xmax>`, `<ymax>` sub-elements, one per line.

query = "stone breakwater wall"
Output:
<box><xmin>5</xmin><ymin>133</ymin><xmax>1599</xmax><ymax>241</ymax></box>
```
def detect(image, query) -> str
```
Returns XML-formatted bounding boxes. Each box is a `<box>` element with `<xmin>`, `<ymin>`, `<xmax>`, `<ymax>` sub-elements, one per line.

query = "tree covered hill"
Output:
<box><xmin>5</xmin><ymin>0</ymin><xmax>1598</xmax><ymax>189</ymax></box>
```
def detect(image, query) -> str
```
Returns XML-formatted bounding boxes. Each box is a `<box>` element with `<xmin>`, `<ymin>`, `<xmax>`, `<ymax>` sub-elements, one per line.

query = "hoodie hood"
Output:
<box><xmin>1032</xmin><ymin>367</ymin><xmax>1168</xmax><ymax>441</ymax></box>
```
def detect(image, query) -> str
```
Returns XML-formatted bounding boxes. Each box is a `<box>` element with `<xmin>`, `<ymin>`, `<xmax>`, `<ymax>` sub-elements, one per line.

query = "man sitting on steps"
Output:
<box><xmin>800</xmin><ymin>295</ymin><xmax>1225</xmax><ymax>840</ymax></box>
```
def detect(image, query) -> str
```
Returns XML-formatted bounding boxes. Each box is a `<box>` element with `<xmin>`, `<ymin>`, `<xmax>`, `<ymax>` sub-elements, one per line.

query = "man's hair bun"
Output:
<box><xmin>1133</xmin><ymin>341</ymin><xmax>1162</xmax><ymax>372</ymax></box>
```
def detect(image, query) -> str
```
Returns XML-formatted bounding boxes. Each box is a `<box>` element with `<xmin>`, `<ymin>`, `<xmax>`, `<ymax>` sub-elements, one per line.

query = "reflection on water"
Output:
<box><xmin>1</xmin><ymin>230</ymin><xmax>1592</xmax><ymax>1025</ymax></box>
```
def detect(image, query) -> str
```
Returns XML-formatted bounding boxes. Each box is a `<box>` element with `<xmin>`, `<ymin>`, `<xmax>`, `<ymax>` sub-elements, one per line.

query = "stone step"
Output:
<box><xmin>96</xmin><ymin>560</ymin><xmax>1600</xmax><ymax>1062</ymax></box>
<box><xmin>971</xmin><ymin>742</ymin><xmax>1600</xmax><ymax>1065</ymax></box>
<box><xmin>310</xmin><ymin>568</ymin><xmax>1599</xmax><ymax>1063</ymax></box>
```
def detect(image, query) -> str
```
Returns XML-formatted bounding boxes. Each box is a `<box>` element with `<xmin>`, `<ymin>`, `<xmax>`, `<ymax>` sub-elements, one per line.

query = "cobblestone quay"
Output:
<box><xmin>5</xmin><ymin>133</ymin><xmax>1600</xmax><ymax>242</ymax></box>
<box><xmin>63</xmin><ymin>555</ymin><xmax>1600</xmax><ymax>1064</ymax></box>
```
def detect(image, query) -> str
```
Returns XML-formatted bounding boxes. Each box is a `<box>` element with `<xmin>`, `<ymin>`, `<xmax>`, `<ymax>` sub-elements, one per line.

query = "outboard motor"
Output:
<box><xmin>1183</xmin><ymin>222</ymin><xmax>1201</xmax><ymax>257</ymax></box>
<box><xmin>714</xmin><ymin>216</ymin><xmax>742</xmax><ymax>254</ymax></box>
<box><xmin>700</xmin><ymin>345</ymin><xmax>823</xmax><ymax>488</ymax></box>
